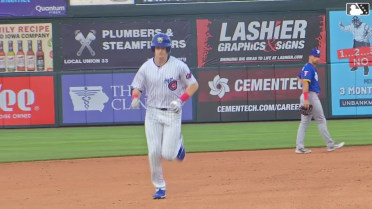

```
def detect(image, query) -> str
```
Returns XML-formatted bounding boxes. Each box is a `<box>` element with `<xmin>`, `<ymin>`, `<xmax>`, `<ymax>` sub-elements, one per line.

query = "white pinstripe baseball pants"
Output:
<box><xmin>145</xmin><ymin>107</ymin><xmax>183</xmax><ymax>190</ymax></box>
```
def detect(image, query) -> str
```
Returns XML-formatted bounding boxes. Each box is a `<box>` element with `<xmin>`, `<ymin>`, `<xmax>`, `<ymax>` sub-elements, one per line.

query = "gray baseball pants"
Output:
<box><xmin>296</xmin><ymin>91</ymin><xmax>334</xmax><ymax>149</ymax></box>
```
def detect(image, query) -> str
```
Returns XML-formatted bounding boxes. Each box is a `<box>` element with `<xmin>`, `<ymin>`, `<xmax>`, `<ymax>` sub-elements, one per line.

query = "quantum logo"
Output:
<box><xmin>35</xmin><ymin>5</ymin><xmax>66</xmax><ymax>13</ymax></box>
<box><xmin>208</xmin><ymin>75</ymin><xmax>230</xmax><ymax>98</ymax></box>
<box><xmin>0</xmin><ymin>84</ymin><xmax>35</xmax><ymax>112</ymax></box>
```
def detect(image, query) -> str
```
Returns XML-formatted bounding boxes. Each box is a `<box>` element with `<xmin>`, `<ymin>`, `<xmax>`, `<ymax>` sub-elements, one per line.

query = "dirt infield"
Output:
<box><xmin>1</xmin><ymin>146</ymin><xmax>372</xmax><ymax>209</ymax></box>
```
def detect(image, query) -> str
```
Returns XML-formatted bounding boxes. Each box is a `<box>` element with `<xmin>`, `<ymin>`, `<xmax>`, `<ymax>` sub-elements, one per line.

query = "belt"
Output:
<box><xmin>158</xmin><ymin>108</ymin><xmax>168</xmax><ymax>111</ymax></box>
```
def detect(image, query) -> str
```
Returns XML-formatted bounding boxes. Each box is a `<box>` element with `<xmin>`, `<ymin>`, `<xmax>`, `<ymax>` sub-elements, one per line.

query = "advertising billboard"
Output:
<box><xmin>61</xmin><ymin>20</ymin><xmax>191</xmax><ymax>70</ymax></box>
<box><xmin>0</xmin><ymin>0</ymin><xmax>66</xmax><ymax>17</ymax></box>
<box><xmin>0</xmin><ymin>76</ymin><xmax>55</xmax><ymax>126</ymax></box>
<box><xmin>0</xmin><ymin>23</ymin><xmax>54</xmax><ymax>73</ymax></box>
<box><xmin>197</xmin><ymin>13</ymin><xmax>326</xmax><ymax>67</ymax></box>
<box><xmin>70</xmin><ymin>0</ymin><xmax>134</xmax><ymax>5</ymax></box>
<box><xmin>61</xmin><ymin>73</ymin><xmax>193</xmax><ymax>124</ymax></box>
<box><xmin>136</xmin><ymin>0</ymin><xmax>298</xmax><ymax>4</ymax></box>
<box><xmin>329</xmin><ymin>11</ymin><xmax>372</xmax><ymax>116</ymax></box>
<box><xmin>197</xmin><ymin>67</ymin><xmax>327</xmax><ymax>122</ymax></box>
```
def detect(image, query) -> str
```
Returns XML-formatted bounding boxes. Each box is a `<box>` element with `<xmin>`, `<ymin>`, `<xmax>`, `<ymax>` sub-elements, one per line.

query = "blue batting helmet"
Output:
<box><xmin>309</xmin><ymin>48</ymin><xmax>320</xmax><ymax>57</ymax></box>
<box><xmin>151</xmin><ymin>33</ymin><xmax>171</xmax><ymax>52</ymax></box>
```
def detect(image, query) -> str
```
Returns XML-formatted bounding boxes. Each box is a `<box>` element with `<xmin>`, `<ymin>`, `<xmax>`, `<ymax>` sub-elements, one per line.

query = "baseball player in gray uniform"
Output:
<box><xmin>131</xmin><ymin>33</ymin><xmax>199</xmax><ymax>199</ymax></box>
<box><xmin>295</xmin><ymin>49</ymin><xmax>344</xmax><ymax>154</ymax></box>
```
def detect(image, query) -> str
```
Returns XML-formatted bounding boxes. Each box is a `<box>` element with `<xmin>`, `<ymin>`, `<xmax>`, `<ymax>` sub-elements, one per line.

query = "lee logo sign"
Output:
<box><xmin>0</xmin><ymin>88</ymin><xmax>35</xmax><ymax>112</ymax></box>
<box><xmin>0</xmin><ymin>76</ymin><xmax>55</xmax><ymax>126</ymax></box>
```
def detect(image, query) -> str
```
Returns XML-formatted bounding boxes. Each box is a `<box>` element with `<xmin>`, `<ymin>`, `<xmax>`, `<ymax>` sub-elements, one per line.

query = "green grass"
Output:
<box><xmin>0</xmin><ymin>119</ymin><xmax>371</xmax><ymax>163</ymax></box>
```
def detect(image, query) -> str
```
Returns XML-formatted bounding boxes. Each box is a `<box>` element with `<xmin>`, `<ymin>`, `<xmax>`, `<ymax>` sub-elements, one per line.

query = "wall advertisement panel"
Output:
<box><xmin>197</xmin><ymin>67</ymin><xmax>327</xmax><ymax>121</ymax></box>
<box><xmin>61</xmin><ymin>20</ymin><xmax>191</xmax><ymax>70</ymax></box>
<box><xmin>329</xmin><ymin>11</ymin><xmax>372</xmax><ymax>116</ymax></box>
<box><xmin>0</xmin><ymin>23</ymin><xmax>54</xmax><ymax>73</ymax></box>
<box><xmin>61</xmin><ymin>73</ymin><xmax>193</xmax><ymax>124</ymax></box>
<box><xmin>0</xmin><ymin>76</ymin><xmax>55</xmax><ymax>126</ymax></box>
<box><xmin>196</xmin><ymin>13</ymin><xmax>326</xmax><ymax>67</ymax></box>
<box><xmin>70</xmin><ymin>0</ymin><xmax>134</xmax><ymax>5</ymax></box>
<box><xmin>0</xmin><ymin>0</ymin><xmax>66</xmax><ymax>17</ymax></box>
<box><xmin>135</xmin><ymin>0</ymin><xmax>299</xmax><ymax>4</ymax></box>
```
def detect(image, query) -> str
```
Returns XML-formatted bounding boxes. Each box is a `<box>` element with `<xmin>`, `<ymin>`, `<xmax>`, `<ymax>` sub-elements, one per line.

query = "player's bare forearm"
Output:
<box><xmin>185</xmin><ymin>82</ymin><xmax>199</xmax><ymax>97</ymax></box>
<box><xmin>302</xmin><ymin>80</ymin><xmax>309</xmax><ymax>94</ymax></box>
<box><xmin>176</xmin><ymin>82</ymin><xmax>198</xmax><ymax>104</ymax></box>
<box><xmin>301</xmin><ymin>80</ymin><xmax>310</xmax><ymax>108</ymax></box>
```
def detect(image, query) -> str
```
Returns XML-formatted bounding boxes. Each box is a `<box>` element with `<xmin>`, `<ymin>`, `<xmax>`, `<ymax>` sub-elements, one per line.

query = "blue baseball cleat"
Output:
<box><xmin>177</xmin><ymin>144</ymin><xmax>186</xmax><ymax>161</ymax></box>
<box><xmin>153</xmin><ymin>189</ymin><xmax>166</xmax><ymax>199</ymax></box>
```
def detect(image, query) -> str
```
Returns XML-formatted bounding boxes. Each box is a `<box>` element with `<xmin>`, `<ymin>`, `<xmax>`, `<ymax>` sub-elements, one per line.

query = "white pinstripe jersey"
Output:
<box><xmin>131</xmin><ymin>56</ymin><xmax>197</xmax><ymax>109</ymax></box>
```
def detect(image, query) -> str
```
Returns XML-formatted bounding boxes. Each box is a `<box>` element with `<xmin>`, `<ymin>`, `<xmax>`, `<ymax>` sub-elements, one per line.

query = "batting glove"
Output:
<box><xmin>170</xmin><ymin>99</ymin><xmax>182</xmax><ymax>113</ymax></box>
<box><xmin>131</xmin><ymin>98</ymin><xmax>140</xmax><ymax>109</ymax></box>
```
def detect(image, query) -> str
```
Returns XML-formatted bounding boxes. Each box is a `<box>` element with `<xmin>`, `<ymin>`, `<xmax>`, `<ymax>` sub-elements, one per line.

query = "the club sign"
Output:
<box><xmin>61</xmin><ymin>73</ymin><xmax>193</xmax><ymax>124</ymax></box>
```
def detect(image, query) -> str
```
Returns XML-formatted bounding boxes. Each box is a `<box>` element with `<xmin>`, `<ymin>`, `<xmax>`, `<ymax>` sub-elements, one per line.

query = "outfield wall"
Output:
<box><xmin>0</xmin><ymin>0</ymin><xmax>371</xmax><ymax>128</ymax></box>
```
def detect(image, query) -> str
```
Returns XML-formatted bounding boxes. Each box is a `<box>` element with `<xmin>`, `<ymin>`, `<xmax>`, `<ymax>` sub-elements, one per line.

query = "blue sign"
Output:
<box><xmin>0</xmin><ymin>0</ymin><xmax>67</xmax><ymax>17</ymax></box>
<box><xmin>61</xmin><ymin>73</ymin><xmax>193</xmax><ymax>124</ymax></box>
<box><xmin>329</xmin><ymin>11</ymin><xmax>372</xmax><ymax>116</ymax></box>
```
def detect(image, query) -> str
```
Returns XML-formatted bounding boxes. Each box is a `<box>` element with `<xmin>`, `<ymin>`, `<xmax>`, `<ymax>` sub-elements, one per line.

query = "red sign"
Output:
<box><xmin>0</xmin><ymin>76</ymin><xmax>55</xmax><ymax>126</ymax></box>
<box><xmin>337</xmin><ymin>46</ymin><xmax>372</xmax><ymax>67</ymax></box>
<box><xmin>337</xmin><ymin>47</ymin><xmax>372</xmax><ymax>58</ymax></box>
<box><xmin>196</xmin><ymin>14</ymin><xmax>327</xmax><ymax>67</ymax></box>
<box><xmin>196</xmin><ymin>67</ymin><xmax>327</xmax><ymax>122</ymax></box>
<box><xmin>198</xmin><ymin>67</ymin><xmax>326</xmax><ymax>102</ymax></box>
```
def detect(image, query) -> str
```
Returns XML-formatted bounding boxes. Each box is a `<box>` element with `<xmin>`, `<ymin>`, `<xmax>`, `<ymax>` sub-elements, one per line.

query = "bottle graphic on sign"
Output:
<box><xmin>16</xmin><ymin>40</ymin><xmax>25</xmax><ymax>72</ymax></box>
<box><xmin>36</xmin><ymin>40</ymin><xmax>44</xmax><ymax>71</ymax></box>
<box><xmin>27</xmin><ymin>40</ymin><xmax>35</xmax><ymax>71</ymax></box>
<box><xmin>7</xmin><ymin>40</ymin><xmax>16</xmax><ymax>72</ymax></box>
<box><xmin>0</xmin><ymin>40</ymin><xmax>5</xmax><ymax>72</ymax></box>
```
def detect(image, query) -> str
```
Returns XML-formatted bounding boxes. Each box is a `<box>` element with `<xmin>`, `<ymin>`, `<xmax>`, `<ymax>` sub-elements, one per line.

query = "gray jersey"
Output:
<box><xmin>131</xmin><ymin>56</ymin><xmax>196</xmax><ymax>109</ymax></box>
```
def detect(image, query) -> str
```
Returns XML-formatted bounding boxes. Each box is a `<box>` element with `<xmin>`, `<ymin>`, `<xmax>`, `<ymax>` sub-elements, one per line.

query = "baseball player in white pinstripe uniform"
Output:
<box><xmin>131</xmin><ymin>33</ymin><xmax>199</xmax><ymax>199</ymax></box>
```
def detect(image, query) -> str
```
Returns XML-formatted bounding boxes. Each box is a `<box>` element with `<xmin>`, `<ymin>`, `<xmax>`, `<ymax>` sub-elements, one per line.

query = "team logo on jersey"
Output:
<box><xmin>165</xmin><ymin>78</ymin><xmax>177</xmax><ymax>91</ymax></box>
<box><xmin>168</xmin><ymin>81</ymin><xmax>177</xmax><ymax>91</ymax></box>
<box><xmin>209</xmin><ymin>75</ymin><xmax>230</xmax><ymax>98</ymax></box>
<box><xmin>186</xmin><ymin>72</ymin><xmax>192</xmax><ymax>79</ymax></box>
<box><xmin>303</xmin><ymin>71</ymin><xmax>309</xmax><ymax>76</ymax></box>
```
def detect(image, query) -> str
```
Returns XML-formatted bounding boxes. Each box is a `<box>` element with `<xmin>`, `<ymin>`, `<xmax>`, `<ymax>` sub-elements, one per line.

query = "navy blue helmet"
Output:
<box><xmin>151</xmin><ymin>33</ymin><xmax>171</xmax><ymax>52</ymax></box>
